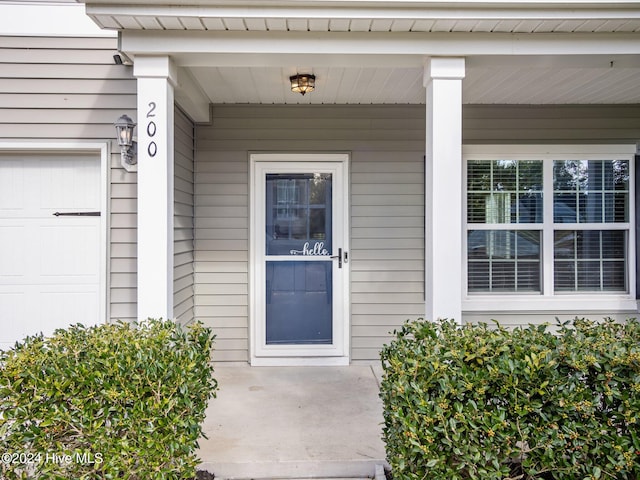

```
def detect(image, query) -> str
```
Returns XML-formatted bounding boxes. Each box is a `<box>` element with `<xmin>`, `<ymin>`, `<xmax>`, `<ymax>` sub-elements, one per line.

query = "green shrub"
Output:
<box><xmin>0</xmin><ymin>319</ymin><xmax>218</xmax><ymax>480</ymax></box>
<box><xmin>380</xmin><ymin>318</ymin><xmax>640</xmax><ymax>480</ymax></box>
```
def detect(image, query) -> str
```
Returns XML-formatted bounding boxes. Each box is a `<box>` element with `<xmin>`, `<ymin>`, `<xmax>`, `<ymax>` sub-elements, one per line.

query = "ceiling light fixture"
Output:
<box><xmin>290</xmin><ymin>73</ymin><xmax>316</xmax><ymax>96</ymax></box>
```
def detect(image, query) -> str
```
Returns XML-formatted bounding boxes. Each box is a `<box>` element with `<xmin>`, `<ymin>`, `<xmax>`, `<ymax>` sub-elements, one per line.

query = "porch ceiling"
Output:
<box><xmin>184</xmin><ymin>56</ymin><xmax>640</xmax><ymax>105</ymax></box>
<box><xmin>168</xmin><ymin>50</ymin><xmax>640</xmax><ymax>115</ymax></box>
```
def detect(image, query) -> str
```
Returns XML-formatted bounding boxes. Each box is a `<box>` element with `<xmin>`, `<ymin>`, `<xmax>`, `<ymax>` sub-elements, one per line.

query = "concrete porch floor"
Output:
<box><xmin>197</xmin><ymin>365</ymin><xmax>388</xmax><ymax>480</ymax></box>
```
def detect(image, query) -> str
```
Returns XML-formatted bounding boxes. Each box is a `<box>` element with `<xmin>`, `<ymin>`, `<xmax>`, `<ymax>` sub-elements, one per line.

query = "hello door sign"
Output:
<box><xmin>290</xmin><ymin>241</ymin><xmax>330</xmax><ymax>256</ymax></box>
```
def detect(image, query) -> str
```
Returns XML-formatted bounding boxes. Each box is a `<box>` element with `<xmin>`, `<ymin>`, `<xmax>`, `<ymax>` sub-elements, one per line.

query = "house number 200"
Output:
<box><xmin>146</xmin><ymin>102</ymin><xmax>158</xmax><ymax>157</ymax></box>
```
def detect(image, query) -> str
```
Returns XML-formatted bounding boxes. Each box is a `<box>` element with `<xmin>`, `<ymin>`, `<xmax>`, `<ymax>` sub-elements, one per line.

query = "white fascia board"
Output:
<box><xmin>120</xmin><ymin>30</ymin><xmax>640</xmax><ymax>58</ymax></box>
<box><xmin>81</xmin><ymin>0</ymin><xmax>640</xmax><ymax>7</ymax></box>
<box><xmin>0</xmin><ymin>2</ymin><xmax>115</xmax><ymax>37</ymax></box>
<box><xmin>172</xmin><ymin>52</ymin><xmax>424</xmax><ymax>68</ymax></box>
<box><xmin>85</xmin><ymin>3</ymin><xmax>640</xmax><ymax>21</ymax></box>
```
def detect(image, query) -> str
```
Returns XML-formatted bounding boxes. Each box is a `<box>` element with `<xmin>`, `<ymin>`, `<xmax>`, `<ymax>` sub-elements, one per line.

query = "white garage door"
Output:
<box><xmin>0</xmin><ymin>153</ymin><xmax>103</xmax><ymax>350</ymax></box>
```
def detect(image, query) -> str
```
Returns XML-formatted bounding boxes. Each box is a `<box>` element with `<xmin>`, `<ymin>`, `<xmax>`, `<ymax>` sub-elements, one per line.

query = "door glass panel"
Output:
<box><xmin>266</xmin><ymin>173</ymin><xmax>332</xmax><ymax>256</ymax></box>
<box><xmin>266</xmin><ymin>261</ymin><xmax>332</xmax><ymax>344</ymax></box>
<box><xmin>265</xmin><ymin>172</ymin><xmax>333</xmax><ymax>345</ymax></box>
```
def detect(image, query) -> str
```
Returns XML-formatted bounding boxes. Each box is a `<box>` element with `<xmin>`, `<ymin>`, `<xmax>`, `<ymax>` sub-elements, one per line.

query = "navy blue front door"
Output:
<box><xmin>265</xmin><ymin>173</ymin><xmax>333</xmax><ymax>344</ymax></box>
<box><xmin>251</xmin><ymin>154</ymin><xmax>349</xmax><ymax>363</ymax></box>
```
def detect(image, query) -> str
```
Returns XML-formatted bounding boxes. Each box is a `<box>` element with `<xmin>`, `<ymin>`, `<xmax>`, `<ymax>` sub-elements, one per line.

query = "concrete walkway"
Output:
<box><xmin>197</xmin><ymin>365</ymin><xmax>388</xmax><ymax>480</ymax></box>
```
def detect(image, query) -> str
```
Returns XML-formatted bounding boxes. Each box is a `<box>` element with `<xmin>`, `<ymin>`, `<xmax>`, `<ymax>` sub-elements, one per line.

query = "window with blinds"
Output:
<box><xmin>466</xmin><ymin>157</ymin><xmax>630</xmax><ymax>295</ymax></box>
<box><xmin>467</xmin><ymin>160</ymin><xmax>542</xmax><ymax>292</ymax></box>
<box><xmin>552</xmin><ymin>160</ymin><xmax>629</xmax><ymax>292</ymax></box>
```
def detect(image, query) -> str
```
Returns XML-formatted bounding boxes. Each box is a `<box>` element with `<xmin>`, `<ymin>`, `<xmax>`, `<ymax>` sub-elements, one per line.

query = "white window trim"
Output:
<box><xmin>462</xmin><ymin>144</ymin><xmax>637</xmax><ymax>313</ymax></box>
<box><xmin>0</xmin><ymin>140</ymin><xmax>110</xmax><ymax>323</ymax></box>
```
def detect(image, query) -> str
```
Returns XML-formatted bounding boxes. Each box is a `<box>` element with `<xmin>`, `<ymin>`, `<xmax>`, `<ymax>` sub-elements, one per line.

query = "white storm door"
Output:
<box><xmin>252</xmin><ymin>154</ymin><xmax>349</xmax><ymax>363</ymax></box>
<box><xmin>0</xmin><ymin>154</ymin><xmax>103</xmax><ymax>350</ymax></box>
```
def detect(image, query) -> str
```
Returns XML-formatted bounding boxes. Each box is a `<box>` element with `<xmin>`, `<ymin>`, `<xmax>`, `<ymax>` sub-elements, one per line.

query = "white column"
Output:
<box><xmin>133</xmin><ymin>56</ymin><xmax>177</xmax><ymax>321</ymax></box>
<box><xmin>424</xmin><ymin>57</ymin><xmax>465</xmax><ymax>323</ymax></box>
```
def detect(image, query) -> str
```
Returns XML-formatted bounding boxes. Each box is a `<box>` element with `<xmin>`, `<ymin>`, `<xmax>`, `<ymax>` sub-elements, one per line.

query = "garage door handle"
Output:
<box><xmin>53</xmin><ymin>211</ymin><xmax>101</xmax><ymax>217</ymax></box>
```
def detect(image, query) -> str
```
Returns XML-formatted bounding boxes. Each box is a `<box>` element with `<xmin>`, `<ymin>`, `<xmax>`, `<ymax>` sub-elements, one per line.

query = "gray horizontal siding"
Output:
<box><xmin>195</xmin><ymin>105</ymin><xmax>426</xmax><ymax>362</ymax></box>
<box><xmin>463</xmin><ymin>104</ymin><xmax>640</xmax><ymax>143</ymax></box>
<box><xmin>350</xmin><ymin>149</ymin><xmax>426</xmax><ymax>360</ymax></box>
<box><xmin>194</xmin><ymin>149</ymin><xmax>250</xmax><ymax>362</ymax></box>
<box><xmin>174</xmin><ymin>107</ymin><xmax>195</xmax><ymax>325</ymax></box>
<box><xmin>197</xmin><ymin>103</ymin><xmax>640</xmax><ymax>362</ymax></box>
<box><xmin>0</xmin><ymin>94</ymin><xmax>135</xmax><ymax>109</ymax></box>
<box><xmin>197</xmin><ymin>105</ymin><xmax>424</xmax><ymax>153</ymax></box>
<box><xmin>0</xmin><ymin>35</ymin><xmax>138</xmax><ymax>322</ymax></box>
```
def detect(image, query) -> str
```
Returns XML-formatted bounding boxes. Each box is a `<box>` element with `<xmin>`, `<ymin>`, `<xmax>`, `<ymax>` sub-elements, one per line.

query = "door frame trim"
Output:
<box><xmin>249</xmin><ymin>153</ymin><xmax>350</xmax><ymax>366</ymax></box>
<box><xmin>0</xmin><ymin>140</ymin><xmax>110</xmax><ymax>326</ymax></box>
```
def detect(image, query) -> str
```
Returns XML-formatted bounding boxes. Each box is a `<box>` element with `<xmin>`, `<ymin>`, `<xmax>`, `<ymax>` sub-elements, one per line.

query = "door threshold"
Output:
<box><xmin>250</xmin><ymin>356</ymin><xmax>350</xmax><ymax>367</ymax></box>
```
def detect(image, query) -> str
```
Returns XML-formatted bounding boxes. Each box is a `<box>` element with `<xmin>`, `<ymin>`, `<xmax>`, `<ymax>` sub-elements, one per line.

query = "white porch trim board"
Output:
<box><xmin>134</xmin><ymin>56</ymin><xmax>178</xmax><ymax>321</ymax></box>
<box><xmin>120</xmin><ymin>31</ymin><xmax>640</xmax><ymax>58</ymax></box>
<box><xmin>424</xmin><ymin>57</ymin><xmax>465</xmax><ymax>323</ymax></box>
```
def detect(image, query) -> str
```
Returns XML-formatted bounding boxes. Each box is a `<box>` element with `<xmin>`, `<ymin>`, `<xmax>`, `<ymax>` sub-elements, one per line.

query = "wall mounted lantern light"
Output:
<box><xmin>290</xmin><ymin>73</ymin><xmax>316</xmax><ymax>96</ymax></box>
<box><xmin>114</xmin><ymin>114</ymin><xmax>137</xmax><ymax>170</ymax></box>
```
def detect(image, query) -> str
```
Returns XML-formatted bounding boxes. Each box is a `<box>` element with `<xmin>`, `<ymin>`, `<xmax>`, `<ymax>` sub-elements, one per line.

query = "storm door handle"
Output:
<box><xmin>330</xmin><ymin>248</ymin><xmax>343</xmax><ymax>268</ymax></box>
